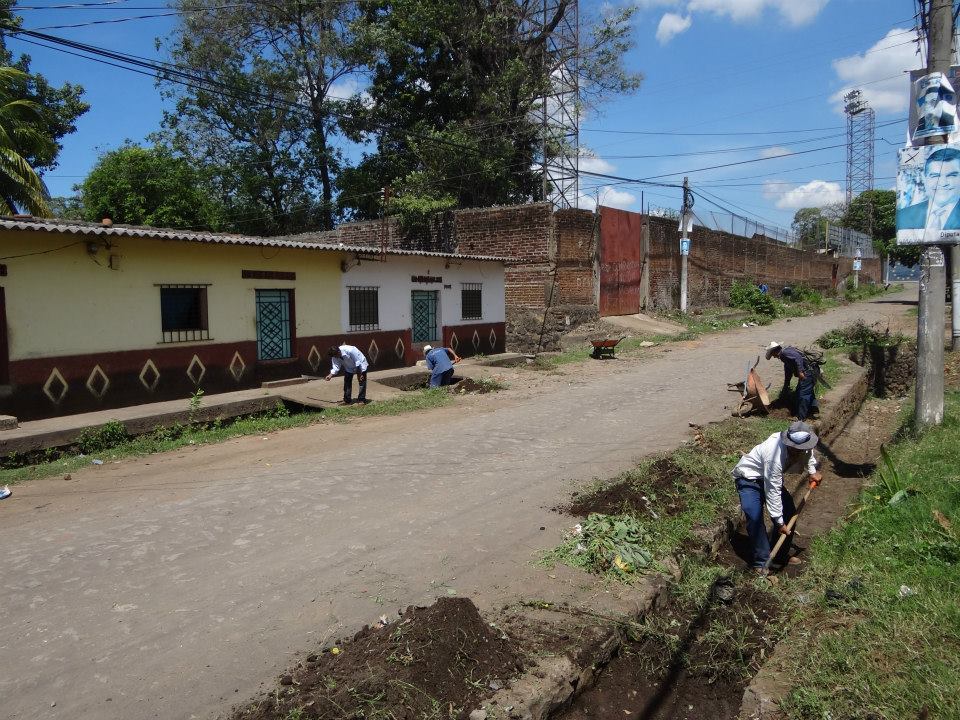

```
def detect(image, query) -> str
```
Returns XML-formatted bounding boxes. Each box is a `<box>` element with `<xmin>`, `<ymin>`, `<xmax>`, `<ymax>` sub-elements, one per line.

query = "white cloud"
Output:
<box><xmin>763</xmin><ymin>179</ymin><xmax>845</xmax><ymax>209</ymax></box>
<box><xmin>687</xmin><ymin>0</ymin><xmax>828</xmax><ymax>25</ymax></box>
<box><xmin>759</xmin><ymin>146</ymin><xmax>793</xmax><ymax>159</ymax></box>
<box><xmin>579</xmin><ymin>154</ymin><xmax>616</xmax><ymax>174</ymax></box>
<box><xmin>328</xmin><ymin>76</ymin><xmax>368</xmax><ymax>101</ymax></box>
<box><xmin>656</xmin><ymin>12</ymin><xmax>692</xmax><ymax>43</ymax></box>
<box><xmin>578</xmin><ymin>186</ymin><xmax>638</xmax><ymax>211</ymax></box>
<box><xmin>830</xmin><ymin>28</ymin><xmax>922</xmax><ymax>114</ymax></box>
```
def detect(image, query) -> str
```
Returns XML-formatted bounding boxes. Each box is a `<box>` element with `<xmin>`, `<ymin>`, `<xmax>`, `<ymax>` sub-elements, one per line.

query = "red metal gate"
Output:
<box><xmin>599</xmin><ymin>206</ymin><xmax>641</xmax><ymax>317</ymax></box>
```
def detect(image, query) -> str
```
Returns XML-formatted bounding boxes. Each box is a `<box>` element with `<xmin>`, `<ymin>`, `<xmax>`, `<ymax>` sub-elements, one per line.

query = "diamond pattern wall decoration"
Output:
<box><xmin>86</xmin><ymin>365</ymin><xmax>110</xmax><ymax>399</ymax></box>
<box><xmin>472</xmin><ymin>329</ymin><xmax>481</xmax><ymax>351</ymax></box>
<box><xmin>489</xmin><ymin>328</ymin><xmax>498</xmax><ymax>350</ymax></box>
<box><xmin>229</xmin><ymin>351</ymin><xmax>246</xmax><ymax>382</ymax></box>
<box><xmin>186</xmin><ymin>354</ymin><xmax>206</xmax><ymax>385</ymax></box>
<box><xmin>307</xmin><ymin>345</ymin><xmax>322</xmax><ymax>372</ymax></box>
<box><xmin>139</xmin><ymin>359</ymin><xmax>161</xmax><ymax>392</ymax></box>
<box><xmin>394</xmin><ymin>337</ymin><xmax>405</xmax><ymax>360</ymax></box>
<box><xmin>450</xmin><ymin>332</ymin><xmax>459</xmax><ymax>353</ymax></box>
<box><xmin>368</xmin><ymin>339</ymin><xmax>380</xmax><ymax>366</ymax></box>
<box><xmin>43</xmin><ymin>368</ymin><xmax>68</xmax><ymax>404</ymax></box>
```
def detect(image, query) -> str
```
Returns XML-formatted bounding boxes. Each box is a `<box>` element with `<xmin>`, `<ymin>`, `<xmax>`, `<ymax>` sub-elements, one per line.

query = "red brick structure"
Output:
<box><xmin>644</xmin><ymin>215</ymin><xmax>881</xmax><ymax>310</ymax></box>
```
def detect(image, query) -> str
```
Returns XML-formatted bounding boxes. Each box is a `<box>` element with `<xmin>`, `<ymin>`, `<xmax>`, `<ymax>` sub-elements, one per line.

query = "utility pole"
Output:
<box><xmin>916</xmin><ymin>0</ymin><xmax>952</xmax><ymax>428</ymax></box>
<box><xmin>679</xmin><ymin>177</ymin><xmax>692</xmax><ymax>312</ymax></box>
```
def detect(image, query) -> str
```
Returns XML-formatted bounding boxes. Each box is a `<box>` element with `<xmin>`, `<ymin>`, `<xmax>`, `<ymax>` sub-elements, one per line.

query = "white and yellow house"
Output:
<box><xmin>0</xmin><ymin>217</ymin><xmax>505</xmax><ymax>420</ymax></box>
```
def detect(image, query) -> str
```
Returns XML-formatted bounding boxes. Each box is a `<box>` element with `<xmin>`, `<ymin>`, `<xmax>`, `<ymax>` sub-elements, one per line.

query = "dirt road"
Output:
<box><xmin>0</xmin><ymin>289</ymin><xmax>919</xmax><ymax>720</ymax></box>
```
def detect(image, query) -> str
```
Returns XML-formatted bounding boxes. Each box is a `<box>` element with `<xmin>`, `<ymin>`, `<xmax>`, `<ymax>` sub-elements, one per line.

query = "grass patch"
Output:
<box><xmin>777</xmin><ymin>390</ymin><xmax>960</xmax><ymax>720</ymax></box>
<box><xmin>542</xmin><ymin>414</ymin><xmax>790</xmax><ymax>578</ymax></box>
<box><xmin>0</xmin><ymin>390</ymin><xmax>452</xmax><ymax>486</ymax></box>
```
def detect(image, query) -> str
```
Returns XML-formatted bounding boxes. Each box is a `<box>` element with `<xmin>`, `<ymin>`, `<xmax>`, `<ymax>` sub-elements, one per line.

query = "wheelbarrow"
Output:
<box><xmin>728</xmin><ymin>356</ymin><xmax>771</xmax><ymax>417</ymax></box>
<box><xmin>590</xmin><ymin>336</ymin><xmax>626</xmax><ymax>359</ymax></box>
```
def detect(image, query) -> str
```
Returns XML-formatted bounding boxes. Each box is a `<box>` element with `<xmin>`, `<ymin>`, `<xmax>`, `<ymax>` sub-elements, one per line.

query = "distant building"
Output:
<box><xmin>0</xmin><ymin>217</ymin><xmax>505</xmax><ymax>420</ymax></box>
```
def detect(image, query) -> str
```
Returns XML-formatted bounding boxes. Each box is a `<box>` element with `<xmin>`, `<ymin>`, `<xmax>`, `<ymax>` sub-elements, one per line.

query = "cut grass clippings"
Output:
<box><xmin>0</xmin><ymin>389</ymin><xmax>452</xmax><ymax>486</ymax></box>
<box><xmin>777</xmin><ymin>390</ymin><xmax>960</xmax><ymax>720</ymax></box>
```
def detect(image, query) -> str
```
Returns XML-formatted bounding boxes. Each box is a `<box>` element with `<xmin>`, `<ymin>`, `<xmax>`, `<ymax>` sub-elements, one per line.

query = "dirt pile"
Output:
<box><xmin>566</xmin><ymin>458</ymin><xmax>704</xmax><ymax>518</ymax></box>
<box><xmin>451</xmin><ymin>377</ymin><xmax>498</xmax><ymax>394</ymax></box>
<box><xmin>230</xmin><ymin>597</ymin><xmax>522</xmax><ymax>720</ymax></box>
<box><xmin>559</xmin><ymin>583</ymin><xmax>783</xmax><ymax>720</ymax></box>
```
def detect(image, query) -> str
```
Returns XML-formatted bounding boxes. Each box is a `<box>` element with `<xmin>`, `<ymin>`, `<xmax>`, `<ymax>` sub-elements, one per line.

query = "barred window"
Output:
<box><xmin>348</xmin><ymin>286</ymin><xmax>379</xmax><ymax>331</ymax></box>
<box><xmin>158</xmin><ymin>284</ymin><xmax>210</xmax><ymax>343</ymax></box>
<box><xmin>461</xmin><ymin>283</ymin><xmax>482</xmax><ymax>320</ymax></box>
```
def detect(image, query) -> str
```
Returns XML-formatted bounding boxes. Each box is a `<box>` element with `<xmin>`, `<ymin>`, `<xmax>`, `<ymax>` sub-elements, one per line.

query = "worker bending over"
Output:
<box><xmin>325</xmin><ymin>344</ymin><xmax>369</xmax><ymax>404</ymax></box>
<box><xmin>423</xmin><ymin>344</ymin><xmax>461</xmax><ymax>387</ymax></box>
<box><xmin>732</xmin><ymin>421</ymin><xmax>822</xmax><ymax>572</ymax></box>
<box><xmin>766</xmin><ymin>341</ymin><xmax>820</xmax><ymax>420</ymax></box>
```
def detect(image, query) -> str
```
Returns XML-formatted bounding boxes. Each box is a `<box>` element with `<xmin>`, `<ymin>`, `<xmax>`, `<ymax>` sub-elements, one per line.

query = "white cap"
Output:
<box><xmin>423</xmin><ymin>345</ymin><xmax>433</xmax><ymax>353</ymax></box>
<box><xmin>765</xmin><ymin>341</ymin><xmax>782</xmax><ymax>360</ymax></box>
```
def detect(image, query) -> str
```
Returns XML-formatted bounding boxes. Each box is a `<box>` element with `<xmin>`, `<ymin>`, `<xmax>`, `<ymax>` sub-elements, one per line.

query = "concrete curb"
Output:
<box><xmin>472</xmin><ymin>360</ymin><xmax>871</xmax><ymax>720</ymax></box>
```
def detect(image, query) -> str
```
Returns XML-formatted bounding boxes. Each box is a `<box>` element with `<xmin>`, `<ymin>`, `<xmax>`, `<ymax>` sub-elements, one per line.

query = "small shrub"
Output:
<box><xmin>730</xmin><ymin>280</ymin><xmax>778</xmax><ymax>317</ymax></box>
<box><xmin>76</xmin><ymin>420</ymin><xmax>128</xmax><ymax>455</ymax></box>
<box><xmin>543</xmin><ymin>513</ymin><xmax>654</xmax><ymax>580</ymax></box>
<box><xmin>789</xmin><ymin>284</ymin><xmax>824</xmax><ymax>305</ymax></box>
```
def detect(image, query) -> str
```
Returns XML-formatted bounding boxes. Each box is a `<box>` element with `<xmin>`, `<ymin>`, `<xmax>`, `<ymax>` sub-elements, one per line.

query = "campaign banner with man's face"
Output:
<box><xmin>910</xmin><ymin>70</ymin><xmax>959</xmax><ymax>143</ymax></box>
<box><xmin>896</xmin><ymin>143</ymin><xmax>960</xmax><ymax>244</ymax></box>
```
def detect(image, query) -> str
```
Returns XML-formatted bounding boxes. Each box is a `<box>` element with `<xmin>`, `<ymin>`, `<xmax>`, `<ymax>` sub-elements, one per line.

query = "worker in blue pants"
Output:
<box><xmin>766</xmin><ymin>341</ymin><xmax>819</xmax><ymax>420</ymax></box>
<box><xmin>423</xmin><ymin>344</ymin><xmax>461</xmax><ymax>387</ymax></box>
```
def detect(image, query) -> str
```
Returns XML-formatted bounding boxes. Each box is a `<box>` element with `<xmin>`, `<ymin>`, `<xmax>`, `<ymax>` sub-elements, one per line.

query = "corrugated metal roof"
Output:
<box><xmin>0</xmin><ymin>216</ymin><xmax>507</xmax><ymax>262</ymax></box>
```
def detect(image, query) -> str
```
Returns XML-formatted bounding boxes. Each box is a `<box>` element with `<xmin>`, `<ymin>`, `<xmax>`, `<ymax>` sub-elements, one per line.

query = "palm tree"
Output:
<box><xmin>0</xmin><ymin>67</ymin><xmax>53</xmax><ymax>216</ymax></box>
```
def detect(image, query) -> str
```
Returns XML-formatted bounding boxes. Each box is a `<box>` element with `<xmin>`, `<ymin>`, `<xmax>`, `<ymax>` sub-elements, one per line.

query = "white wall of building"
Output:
<box><xmin>338</xmin><ymin>255</ymin><xmax>505</xmax><ymax>337</ymax></box>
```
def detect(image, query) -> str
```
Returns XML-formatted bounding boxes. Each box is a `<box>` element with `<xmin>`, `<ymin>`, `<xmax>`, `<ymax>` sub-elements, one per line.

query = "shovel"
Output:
<box><xmin>762</xmin><ymin>475</ymin><xmax>821</xmax><ymax>574</ymax></box>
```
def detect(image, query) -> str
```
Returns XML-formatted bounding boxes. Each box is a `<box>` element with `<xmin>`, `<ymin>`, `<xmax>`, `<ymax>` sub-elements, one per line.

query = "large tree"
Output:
<box><xmin>165</xmin><ymin>0</ymin><xmax>366</xmax><ymax>231</ymax></box>
<box><xmin>77</xmin><ymin>144</ymin><xmax>221</xmax><ymax>229</ymax></box>
<box><xmin>842</xmin><ymin>189</ymin><xmax>920</xmax><ymax>267</ymax></box>
<box><xmin>338</xmin><ymin>0</ymin><xmax>641</xmax><ymax>220</ymax></box>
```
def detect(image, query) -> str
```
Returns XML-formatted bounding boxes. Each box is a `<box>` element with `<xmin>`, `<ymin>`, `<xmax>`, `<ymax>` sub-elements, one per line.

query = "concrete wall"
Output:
<box><xmin>338</xmin><ymin>256</ymin><xmax>505</xmax><ymax>334</ymax></box>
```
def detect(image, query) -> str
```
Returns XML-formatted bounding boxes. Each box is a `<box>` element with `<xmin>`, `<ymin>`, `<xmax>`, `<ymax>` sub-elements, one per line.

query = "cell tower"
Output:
<box><xmin>527</xmin><ymin>0</ymin><xmax>579</xmax><ymax>209</ymax></box>
<box><xmin>844</xmin><ymin>90</ymin><xmax>876</xmax><ymax>207</ymax></box>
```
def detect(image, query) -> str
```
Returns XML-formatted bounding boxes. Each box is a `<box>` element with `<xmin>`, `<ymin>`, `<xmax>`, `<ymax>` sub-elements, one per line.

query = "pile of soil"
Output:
<box><xmin>230</xmin><ymin>597</ymin><xmax>522</xmax><ymax>720</ymax></box>
<box><xmin>565</xmin><ymin>458</ymin><xmax>699</xmax><ymax>518</ymax></box>
<box><xmin>558</xmin><ymin>583</ymin><xmax>783</xmax><ymax>720</ymax></box>
<box><xmin>451</xmin><ymin>377</ymin><xmax>497</xmax><ymax>394</ymax></box>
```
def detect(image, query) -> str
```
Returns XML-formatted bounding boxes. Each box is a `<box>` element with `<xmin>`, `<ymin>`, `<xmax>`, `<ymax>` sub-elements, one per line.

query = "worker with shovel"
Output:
<box><xmin>732</xmin><ymin>421</ymin><xmax>823</xmax><ymax>573</ymax></box>
<box><xmin>766</xmin><ymin>341</ymin><xmax>820</xmax><ymax>420</ymax></box>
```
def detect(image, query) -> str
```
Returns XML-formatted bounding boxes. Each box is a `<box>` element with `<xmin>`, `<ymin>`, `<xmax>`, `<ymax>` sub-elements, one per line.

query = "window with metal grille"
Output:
<box><xmin>461</xmin><ymin>283</ymin><xmax>482</xmax><ymax>320</ymax></box>
<box><xmin>348</xmin><ymin>286</ymin><xmax>379</xmax><ymax>331</ymax></box>
<box><xmin>256</xmin><ymin>289</ymin><xmax>293</xmax><ymax>360</ymax></box>
<box><xmin>158</xmin><ymin>284</ymin><xmax>210</xmax><ymax>343</ymax></box>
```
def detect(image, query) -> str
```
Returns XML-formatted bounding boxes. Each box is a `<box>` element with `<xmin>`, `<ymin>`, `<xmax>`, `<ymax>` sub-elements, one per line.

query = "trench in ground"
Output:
<box><xmin>552</xmin><ymin>394</ymin><xmax>905</xmax><ymax>720</ymax></box>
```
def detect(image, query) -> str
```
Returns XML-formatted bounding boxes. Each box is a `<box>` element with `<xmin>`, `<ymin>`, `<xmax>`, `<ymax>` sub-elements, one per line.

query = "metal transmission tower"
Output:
<box><xmin>844</xmin><ymin>90</ymin><xmax>876</xmax><ymax>219</ymax></box>
<box><xmin>526</xmin><ymin>0</ymin><xmax>580</xmax><ymax>209</ymax></box>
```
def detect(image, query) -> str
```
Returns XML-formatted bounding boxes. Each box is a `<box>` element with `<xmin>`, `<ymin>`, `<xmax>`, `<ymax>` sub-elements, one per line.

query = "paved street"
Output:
<box><xmin>0</xmin><ymin>288</ymin><xmax>919</xmax><ymax>720</ymax></box>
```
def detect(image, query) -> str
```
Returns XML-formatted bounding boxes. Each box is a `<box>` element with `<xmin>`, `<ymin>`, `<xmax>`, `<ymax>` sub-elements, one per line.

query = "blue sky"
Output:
<box><xmin>10</xmin><ymin>0</ymin><xmax>919</xmax><ymax>232</ymax></box>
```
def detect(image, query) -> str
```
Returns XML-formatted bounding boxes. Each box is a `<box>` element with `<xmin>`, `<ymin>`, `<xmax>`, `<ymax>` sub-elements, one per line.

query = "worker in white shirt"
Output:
<box><xmin>731</xmin><ymin>421</ymin><xmax>823</xmax><ymax>572</ymax></box>
<box><xmin>324</xmin><ymin>344</ymin><xmax>369</xmax><ymax>404</ymax></box>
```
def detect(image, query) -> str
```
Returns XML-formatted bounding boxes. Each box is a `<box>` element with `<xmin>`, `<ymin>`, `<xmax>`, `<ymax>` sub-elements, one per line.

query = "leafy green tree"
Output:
<box><xmin>791</xmin><ymin>207</ymin><xmax>828</xmax><ymax>250</ymax></box>
<box><xmin>77</xmin><ymin>144</ymin><xmax>221</xmax><ymax>228</ymax></box>
<box><xmin>843</xmin><ymin>189</ymin><xmax>919</xmax><ymax>267</ymax></box>
<box><xmin>339</xmin><ymin>0</ymin><xmax>642</xmax><ymax>220</ymax></box>
<box><xmin>165</xmin><ymin>0</ymin><xmax>365</xmax><ymax>230</ymax></box>
<box><xmin>0</xmin><ymin>1</ymin><xmax>89</xmax><ymax>175</ymax></box>
<box><xmin>156</xmin><ymin>59</ymin><xmax>322</xmax><ymax>236</ymax></box>
<box><xmin>0</xmin><ymin>67</ymin><xmax>52</xmax><ymax>215</ymax></box>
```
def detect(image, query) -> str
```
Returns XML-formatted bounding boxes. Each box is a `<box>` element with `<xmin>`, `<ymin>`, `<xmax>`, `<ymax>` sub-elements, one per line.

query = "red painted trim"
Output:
<box><xmin>442</xmin><ymin>321</ymin><xmax>506</xmax><ymax>357</ymax></box>
<box><xmin>0</xmin><ymin>287</ymin><xmax>8</xmax><ymax>385</ymax></box>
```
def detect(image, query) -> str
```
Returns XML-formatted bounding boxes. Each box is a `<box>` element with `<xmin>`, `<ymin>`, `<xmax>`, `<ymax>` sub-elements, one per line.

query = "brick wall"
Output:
<box><xmin>645</xmin><ymin>215</ymin><xmax>882</xmax><ymax>310</ymax></box>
